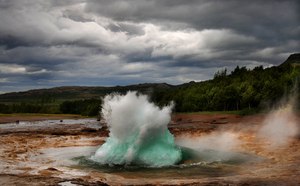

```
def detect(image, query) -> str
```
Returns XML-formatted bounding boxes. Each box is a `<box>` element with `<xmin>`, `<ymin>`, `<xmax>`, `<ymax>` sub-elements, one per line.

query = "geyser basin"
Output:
<box><xmin>90</xmin><ymin>91</ymin><xmax>181</xmax><ymax>167</ymax></box>
<box><xmin>75</xmin><ymin>156</ymin><xmax>234</xmax><ymax>179</ymax></box>
<box><xmin>74</xmin><ymin>146</ymin><xmax>261</xmax><ymax>179</ymax></box>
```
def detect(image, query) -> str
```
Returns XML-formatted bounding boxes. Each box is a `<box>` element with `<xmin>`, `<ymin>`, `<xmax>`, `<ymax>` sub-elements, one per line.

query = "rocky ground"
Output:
<box><xmin>0</xmin><ymin>113</ymin><xmax>299</xmax><ymax>185</ymax></box>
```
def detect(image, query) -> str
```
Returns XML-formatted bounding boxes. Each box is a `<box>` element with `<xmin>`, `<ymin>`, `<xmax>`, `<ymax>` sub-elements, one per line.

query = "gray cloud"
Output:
<box><xmin>107</xmin><ymin>22</ymin><xmax>145</xmax><ymax>36</ymax></box>
<box><xmin>85</xmin><ymin>1</ymin><xmax>298</xmax><ymax>32</ymax></box>
<box><xmin>0</xmin><ymin>0</ymin><xmax>299</xmax><ymax>93</ymax></box>
<box><xmin>85</xmin><ymin>0</ymin><xmax>299</xmax><ymax>59</ymax></box>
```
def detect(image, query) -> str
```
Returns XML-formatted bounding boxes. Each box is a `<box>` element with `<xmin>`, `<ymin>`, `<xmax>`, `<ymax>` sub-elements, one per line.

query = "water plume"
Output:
<box><xmin>91</xmin><ymin>91</ymin><xmax>181</xmax><ymax>167</ymax></box>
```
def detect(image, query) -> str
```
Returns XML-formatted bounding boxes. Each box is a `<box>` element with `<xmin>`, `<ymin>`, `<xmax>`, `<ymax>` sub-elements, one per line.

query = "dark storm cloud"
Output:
<box><xmin>0</xmin><ymin>0</ymin><xmax>299</xmax><ymax>93</ymax></box>
<box><xmin>85</xmin><ymin>0</ymin><xmax>299</xmax><ymax>57</ymax></box>
<box><xmin>85</xmin><ymin>0</ymin><xmax>298</xmax><ymax>33</ymax></box>
<box><xmin>88</xmin><ymin>1</ymin><xmax>298</xmax><ymax>65</ymax></box>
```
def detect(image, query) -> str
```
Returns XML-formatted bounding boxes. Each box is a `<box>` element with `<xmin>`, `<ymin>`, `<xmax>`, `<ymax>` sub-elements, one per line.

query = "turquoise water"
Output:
<box><xmin>91</xmin><ymin>127</ymin><xmax>182</xmax><ymax>167</ymax></box>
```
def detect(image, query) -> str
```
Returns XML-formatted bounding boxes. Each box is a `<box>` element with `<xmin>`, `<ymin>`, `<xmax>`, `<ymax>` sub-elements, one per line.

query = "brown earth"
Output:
<box><xmin>0</xmin><ymin>113</ymin><xmax>299</xmax><ymax>185</ymax></box>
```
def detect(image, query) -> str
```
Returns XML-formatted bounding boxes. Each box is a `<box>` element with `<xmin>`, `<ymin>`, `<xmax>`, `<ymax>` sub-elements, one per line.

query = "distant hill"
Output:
<box><xmin>0</xmin><ymin>53</ymin><xmax>299</xmax><ymax>114</ymax></box>
<box><xmin>0</xmin><ymin>83</ymin><xmax>173</xmax><ymax>103</ymax></box>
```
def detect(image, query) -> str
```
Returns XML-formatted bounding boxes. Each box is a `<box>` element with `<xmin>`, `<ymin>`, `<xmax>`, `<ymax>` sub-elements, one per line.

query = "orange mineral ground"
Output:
<box><xmin>0</xmin><ymin>112</ymin><xmax>299</xmax><ymax>185</ymax></box>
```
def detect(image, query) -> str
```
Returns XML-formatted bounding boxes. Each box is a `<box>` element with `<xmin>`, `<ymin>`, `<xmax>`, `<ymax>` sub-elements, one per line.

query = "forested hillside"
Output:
<box><xmin>152</xmin><ymin>54</ymin><xmax>300</xmax><ymax>113</ymax></box>
<box><xmin>0</xmin><ymin>53</ymin><xmax>299</xmax><ymax>115</ymax></box>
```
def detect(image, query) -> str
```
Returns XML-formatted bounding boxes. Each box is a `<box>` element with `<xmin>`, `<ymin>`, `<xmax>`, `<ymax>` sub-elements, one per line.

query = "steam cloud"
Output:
<box><xmin>176</xmin><ymin>132</ymin><xmax>240</xmax><ymax>153</ymax></box>
<box><xmin>258</xmin><ymin>103</ymin><xmax>299</xmax><ymax>148</ymax></box>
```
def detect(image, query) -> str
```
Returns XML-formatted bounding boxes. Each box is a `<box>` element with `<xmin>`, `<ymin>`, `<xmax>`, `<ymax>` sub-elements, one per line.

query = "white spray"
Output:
<box><xmin>91</xmin><ymin>91</ymin><xmax>181</xmax><ymax>167</ymax></box>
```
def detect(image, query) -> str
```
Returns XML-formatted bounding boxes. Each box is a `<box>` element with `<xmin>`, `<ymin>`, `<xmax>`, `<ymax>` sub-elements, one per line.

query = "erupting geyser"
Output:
<box><xmin>91</xmin><ymin>91</ymin><xmax>182</xmax><ymax>167</ymax></box>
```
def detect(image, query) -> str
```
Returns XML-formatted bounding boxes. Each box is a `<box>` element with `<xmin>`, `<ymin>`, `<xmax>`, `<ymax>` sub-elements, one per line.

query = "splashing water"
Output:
<box><xmin>91</xmin><ymin>91</ymin><xmax>181</xmax><ymax>167</ymax></box>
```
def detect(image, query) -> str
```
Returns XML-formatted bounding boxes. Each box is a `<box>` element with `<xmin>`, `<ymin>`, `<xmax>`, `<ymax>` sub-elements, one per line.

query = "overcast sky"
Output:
<box><xmin>0</xmin><ymin>0</ymin><xmax>299</xmax><ymax>93</ymax></box>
